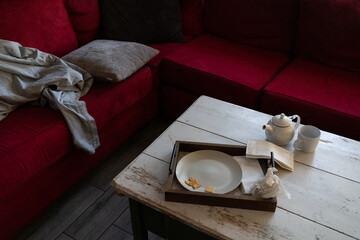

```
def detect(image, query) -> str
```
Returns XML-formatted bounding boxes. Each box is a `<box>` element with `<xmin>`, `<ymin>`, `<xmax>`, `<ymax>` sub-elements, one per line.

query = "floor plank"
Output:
<box><xmin>98</xmin><ymin>226</ymin><xmax>132</xmax><ymax>240</ymax></box>
<box><xmin>114</xmin><ymin>207</ymin><xmax>132</xmax><ymax>235</ymax></box>
<box><xmin>64</xmin><ymin>188</ymin><xmax>129</xmax><ymax>240</ymax></box>
<box><xmin>56</xmin><ymin>233</ymin><xmax>74</xmax><ymax>240</ymax></box>
<box><xmin>13</xmin><ymin>184</ymin><xmax>104</xmax><ymax>240</ymax></box>
<box><xmin>25</xmin><ymin>184</ymin><xmax>104</xmax><ymax>240</ymax></box>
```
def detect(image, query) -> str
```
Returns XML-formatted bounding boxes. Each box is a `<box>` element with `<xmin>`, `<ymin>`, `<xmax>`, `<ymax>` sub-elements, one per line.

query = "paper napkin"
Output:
<box><xmin>246</xmin><ymin>139</ymin><xmax>294</xmax><ymax>171</ymax></box>
<box><xmin>234</xmin><ymin>156</ymin><xmax>264</xmax><ymax>195</ymax></box>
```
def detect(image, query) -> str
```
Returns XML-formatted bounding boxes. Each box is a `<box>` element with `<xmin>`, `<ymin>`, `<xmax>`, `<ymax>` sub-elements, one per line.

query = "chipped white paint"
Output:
<box><xmin>113</xmin><ymin>155</ymin><xmax>355</xmax><ymax>240</ymax></box>
<box><xmin>113</xmin><ymin>96</ymin><xmax>360</xmax><ymax>240</ymax></box>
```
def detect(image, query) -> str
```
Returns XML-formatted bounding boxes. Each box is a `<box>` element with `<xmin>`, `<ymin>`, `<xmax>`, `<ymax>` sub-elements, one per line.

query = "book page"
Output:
<box><xmin>246</xmin><ymin>139</ymin><xmax>294</xmax><ymax>171</ymax></box>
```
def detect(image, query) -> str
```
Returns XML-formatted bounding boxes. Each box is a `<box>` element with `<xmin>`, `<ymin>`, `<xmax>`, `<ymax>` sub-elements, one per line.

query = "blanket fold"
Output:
<box><xmin>0</xmin><ymin>39</ymin><xmax>99</xmax><ymax>154</ymax></box>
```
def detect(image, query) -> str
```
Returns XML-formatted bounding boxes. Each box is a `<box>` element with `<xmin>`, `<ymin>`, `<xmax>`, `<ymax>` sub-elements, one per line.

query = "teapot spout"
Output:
<box><xmin>262</xmin><ymin>124</ymin><xmax>273</xmax><ymax>133</ymax></box>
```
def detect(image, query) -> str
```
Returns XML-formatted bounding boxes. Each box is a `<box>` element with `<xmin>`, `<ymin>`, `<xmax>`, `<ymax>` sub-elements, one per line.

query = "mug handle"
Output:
<box><xmin>293</xmin><ymin>138</ymin><xmax>303</xmax><ymax>151</ymax></box>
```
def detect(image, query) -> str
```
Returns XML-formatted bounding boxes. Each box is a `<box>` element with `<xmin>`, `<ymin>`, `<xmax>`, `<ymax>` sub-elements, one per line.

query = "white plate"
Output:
<box><xmin>176</xmin><ymin>150</ymin><xmax>242</xmax><ymax>194</ymax></box>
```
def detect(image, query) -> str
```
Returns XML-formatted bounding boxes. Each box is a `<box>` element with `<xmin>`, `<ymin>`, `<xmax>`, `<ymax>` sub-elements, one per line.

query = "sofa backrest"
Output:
<box><xmin>181</xmin><ymin>0</ymin><xmax>204</xmax><ymax>38</ymax></box>
<box><xmin>295</xmin><ymin>0</ymin><xmax>360</xmax><ymax>73</ymax></box>
<box><xmin>203</xmin><ymin>0</ymin><xmax>300</xmax><ymax>54</ymax></box>
<box><xmin>0</xmin><ymin>0</ymin><xmax>78</xmax><ymax>57</ymax></box>
<box><xmin>64</xmin><ymin>0</ymin><xmax>100</xmax><ymax>46</ymax></box>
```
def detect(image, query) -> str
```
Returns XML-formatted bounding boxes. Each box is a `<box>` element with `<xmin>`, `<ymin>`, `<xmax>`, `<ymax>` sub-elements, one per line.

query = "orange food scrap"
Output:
<box><xmin>189</xmin><ymin>177</ymin><xmax>197</xmax><ymax>184</ymax></box>
<box><xmin>205</xmin><ymin>186</ymin><xmax>215</xmax><ymax>193</ymax></box>
<box><xmin>185</xmin><ymin>177</ymin><xmax>199</xmax><ymax>188</ymax></box>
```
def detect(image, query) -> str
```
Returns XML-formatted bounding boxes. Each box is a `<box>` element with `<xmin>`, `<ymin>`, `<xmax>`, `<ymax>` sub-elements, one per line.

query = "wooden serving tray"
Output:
<box><xmin>165</xmin><ymin>141</ymin><xmax>277</xmax><ymax>212</ymax></box>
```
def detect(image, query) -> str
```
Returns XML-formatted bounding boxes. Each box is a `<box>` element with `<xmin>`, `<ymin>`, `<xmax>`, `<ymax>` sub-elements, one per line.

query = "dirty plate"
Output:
<box><xmin>176</xmin><ymin>150</ymin><xmax>242</xmax><ymax>194</ymax></box>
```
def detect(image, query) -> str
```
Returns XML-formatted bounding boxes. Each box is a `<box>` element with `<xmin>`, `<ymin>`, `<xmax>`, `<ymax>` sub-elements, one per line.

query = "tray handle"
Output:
<box><xmin>169</xmin><ymin>143</ymin><xmax>178</xmax><ymax>174</ymax></box>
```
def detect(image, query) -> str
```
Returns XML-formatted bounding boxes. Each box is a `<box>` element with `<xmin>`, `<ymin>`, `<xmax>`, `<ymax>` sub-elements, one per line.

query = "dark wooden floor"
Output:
<box><xmin>13</xmin><ymin>117</ymin><xmax>171</xmax><ymax>240</ymax></box>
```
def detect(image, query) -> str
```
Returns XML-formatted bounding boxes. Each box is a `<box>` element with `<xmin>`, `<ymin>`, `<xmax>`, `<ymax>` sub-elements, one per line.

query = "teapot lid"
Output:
<box><xmin>271</xmin><ymin>113</ymin><xmax>291</xmax><ymax>127</ymax></box>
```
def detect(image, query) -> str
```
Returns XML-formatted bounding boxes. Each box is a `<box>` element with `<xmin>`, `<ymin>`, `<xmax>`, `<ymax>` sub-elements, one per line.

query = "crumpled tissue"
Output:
<box><xmin>252</xmin><ymin>168</ymin><xmax>291</xmax><ymax>199</ymax></box>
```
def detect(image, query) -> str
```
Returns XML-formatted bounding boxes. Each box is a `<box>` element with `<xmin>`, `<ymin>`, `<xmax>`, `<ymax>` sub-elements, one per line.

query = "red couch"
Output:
<box><xmin>0</xmin><ymin>0</ymin><xmax>160</xmax><ymax>239</ymax></box>
<box><xmin>159</xmin><ymin>0</ymin><xmax>360</xmax><ymax>141</ymax></box>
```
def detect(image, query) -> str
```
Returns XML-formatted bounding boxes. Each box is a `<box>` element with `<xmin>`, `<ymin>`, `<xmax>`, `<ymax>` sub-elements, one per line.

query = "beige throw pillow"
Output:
<box><xmin>62</xmin><ymin>40</ymin><xmax>159</xmax><ymax>82</ymax></box>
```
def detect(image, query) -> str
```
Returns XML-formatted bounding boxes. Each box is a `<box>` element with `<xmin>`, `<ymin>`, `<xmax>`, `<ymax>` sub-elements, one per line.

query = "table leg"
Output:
<box><xmin>129</xmin><ymin>198</ymin><xmax>148</xmax><ymax>240</ymax></box>
<box><xmin>128</xmin><ymin>198</ymin><xmax>216</xmax><ymax>240</ymax></box>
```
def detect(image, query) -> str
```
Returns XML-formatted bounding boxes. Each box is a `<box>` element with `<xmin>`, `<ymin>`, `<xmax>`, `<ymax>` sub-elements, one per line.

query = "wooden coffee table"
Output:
<box><xmin>112</xmin><ymin>96</ymin><xmax>360</xmax><ymax>240</ymax></box>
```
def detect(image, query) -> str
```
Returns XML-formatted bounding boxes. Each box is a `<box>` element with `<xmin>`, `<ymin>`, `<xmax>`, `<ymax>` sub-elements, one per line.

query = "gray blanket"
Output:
<box><xmin>0</xmin><ymin>40</ymin><xmax>99</xmax><ymax>154</ymax></box>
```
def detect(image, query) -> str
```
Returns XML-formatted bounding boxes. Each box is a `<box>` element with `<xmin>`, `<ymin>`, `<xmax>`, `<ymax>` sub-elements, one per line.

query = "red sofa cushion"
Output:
<box><xmin>0</xmin><ymin>0</ymin><xmax>78</xmax><ymax>57</ymax></box>
<box><xmin>261</xmin><ymin>58</ymin><xmax>360</xmax><ymax>140</ymax></box>
<box><xmin>160</xmin><ymin>34</ymin><xmax>291</xmax><ymax>109</ymax></box>
<box><xmin>0</xmin><ymin>67</ymin><xmax>153</xmax><ymax>200</ymax></box>
<box><xmin>203</xmin><ymin>0</ymin><xmax>299</xmax><ymax>54</ymax></box>
<box><xmin>181</xmin><ymin>0</ymin><xmax>204</xmax><ymax>37</ymax></box>
<box><xmin>296</xmin><ymin>0</ymin><xmax>360</xmax><ymax>73</ymax></box>
<box><xmin>64</xmin><ymin>0</ymin><xmax>100</xmax><ymax>46</ymax></box>
<box><xmin>0</xmin><ymin>90</ymin><xmax>159</xmax><ymax>240</ymax></box>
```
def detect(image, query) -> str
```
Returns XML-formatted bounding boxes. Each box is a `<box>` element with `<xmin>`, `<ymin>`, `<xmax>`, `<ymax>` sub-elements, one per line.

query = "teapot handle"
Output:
<box><xmin>291</xmin><ymin>115</ymin><xmax>301</xmax><ymax>130</ymax></box>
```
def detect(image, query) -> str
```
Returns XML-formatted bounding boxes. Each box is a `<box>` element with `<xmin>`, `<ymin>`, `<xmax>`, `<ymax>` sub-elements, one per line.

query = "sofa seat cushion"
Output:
<box><xmin>261</xmin><ymin>58</ymin><xmax>360</xmax><ymax>140</ymax></box>
<box><xmin>0</xmin><ymin>66</ymin><xmax>153</xmax><ymax>199</ymax></box>
<box><xmin>0</xmin><ymin>0</ymin><xmax>78</xmax><ymax>57</ymax></box>
<box><xmin>160</xmin><ymin>34</ymin><xmax>291</xmax><ymax>109</ymax></box>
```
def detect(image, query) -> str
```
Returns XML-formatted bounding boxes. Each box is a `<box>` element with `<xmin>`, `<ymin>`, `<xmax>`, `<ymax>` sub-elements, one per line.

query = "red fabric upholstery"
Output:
<box><xmin>203</xmin><ymin>0</ymin><xmax>299</xmax><ymax>54</ymax></box>
<box><xmin>296</xmin><ymin>0</ymin><xmax>360</xmax><ymax>73</ymax></box>
<box><xmin>147</xmin><ymin>42</ymin><xmax>185</xmax><ymax>90</ymax></box>
<box><xmin>0</xmin><ymin>67</ymin><xmax>153</xmax><ymax>202</ymax></box>
<box><xmin>181</xmin><ymin>0</ymin><xmax>204</xmax><ymax>37</ymax></box>
<box><xmin>161</xmin><ymin>85</ymin><xmax>199</xmax><ymax>119</ymax></box>
<box><xmin>148</xmin><ymin>42</ymin><xmax>185</xmax><ymax>67</ymax></box>
<box><xmin>0</xmin><ymin>0</ymin><xmax>78</xmax><ymax>57</ymax></box>
<box><xmin>160</xmin><ymin>34</ymin><xmax>291</xmax><ymax>110</ymax></box>
<box><xmin>0</xmin><ymin>89</ymin><xmax>159</xmax><ymax>240</ymax></box>
<box><xmin>261</xmin><ymin>58</ymin><xmax>360</xmax><ymax>140</ymax></box>
<box><xmin>64</xmin><ymin>0</ymin><xmax>100</xmax><ymax>46</ymax></box>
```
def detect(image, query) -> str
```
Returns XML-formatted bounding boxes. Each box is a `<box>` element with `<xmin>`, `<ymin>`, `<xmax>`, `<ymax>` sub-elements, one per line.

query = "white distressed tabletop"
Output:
<box><xmin>113</xmin><ymin>96</ymin><xmax>360</xmax><ymax>240</ymax></box>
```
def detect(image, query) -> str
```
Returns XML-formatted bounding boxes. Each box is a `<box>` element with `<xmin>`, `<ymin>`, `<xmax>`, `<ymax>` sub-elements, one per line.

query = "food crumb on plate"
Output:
<box><xmin>205</xmin><ymin>186</ymin><xmax>216</xmax><ymax>193</ymax></box>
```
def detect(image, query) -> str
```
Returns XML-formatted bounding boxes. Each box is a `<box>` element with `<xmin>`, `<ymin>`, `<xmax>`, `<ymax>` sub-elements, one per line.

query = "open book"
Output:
<box><xmin>246</xmin><ymin>139</ymin><xmax>294</xmax><ymax>171</ymax></box>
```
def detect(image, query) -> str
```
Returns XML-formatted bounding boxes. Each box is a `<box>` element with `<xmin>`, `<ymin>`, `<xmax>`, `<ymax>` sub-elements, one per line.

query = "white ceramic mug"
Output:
<box><xmin>293</xmin><ymin>125</ymin><xmax>321</xmax><ymax>153</ymax></box>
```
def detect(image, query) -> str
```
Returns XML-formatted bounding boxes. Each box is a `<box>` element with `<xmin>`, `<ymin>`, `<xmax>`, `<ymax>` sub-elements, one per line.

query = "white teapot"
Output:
<box><xmin>262</xmin><ymin>113</ymin><xmax>301</xmax><ymax>146</ymax></box>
